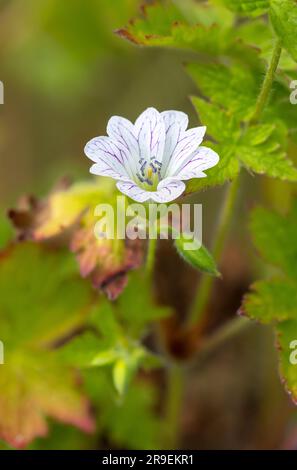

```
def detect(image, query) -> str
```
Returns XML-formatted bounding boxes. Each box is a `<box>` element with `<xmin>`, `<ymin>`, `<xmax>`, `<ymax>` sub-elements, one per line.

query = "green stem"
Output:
<box><xmin>194</xmin><ymin>316</ymin><xmax>251</xmax><ymax>364</ymax></box>
<box><xmin>187</xmin><ymin>175</ymin><xmax>240</xmax><ymax>326</ymax></box>
<box><xmin>250</xmin><ymin>40</ymin><xmax>282</xmax><ymax>124</ymax></box>
<box><xmin>186</xmin><ymin>39</ymin><xmax>282</xmax><ymax>328</ymax></box>
<box><xmin>145</xmin><ymin>237</ymin><xmax>157</xmax><ymax>277</ymax></box>
<box><xmin>164</xmin><ymin>365</ymin><xmax>183</xmax><ymax>449</ymax></box>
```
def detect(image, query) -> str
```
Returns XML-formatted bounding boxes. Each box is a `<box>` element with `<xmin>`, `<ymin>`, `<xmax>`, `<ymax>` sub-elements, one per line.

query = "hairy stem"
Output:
<box><xmin>250</xmin><ymin>40</ymin><xmax>282</xmax><ymax>124</ymax></box>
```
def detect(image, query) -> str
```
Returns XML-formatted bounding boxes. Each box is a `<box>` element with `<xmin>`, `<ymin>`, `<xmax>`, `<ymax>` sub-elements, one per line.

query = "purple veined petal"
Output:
<box><xmin>165</xmin><ymin>126</ymin><xmax>206</xmax><ymax>177</ymax></box>
<box><xmin>116</xmin><ymin>180</ymin><xmax>153</xmax><ymax>202</ymax></box>
<box><xmin>85</xmin><ymin>136</ymin><xmax>131</xmax><ymax>181</ymax></box>
<box><xmin>149</xmin><ymin>177</ymin><xmax>185</xmax><ymax>203</ymax></box>
<box><xmin>161</xmin><ymin>110</ymin><xmax>189</xmax><ymax>174</ymax></box>
<box><xmin>134</xmin><ymin>107</ymin><xmax>166</xmax><ymax>165</ymax></box>
<box><xmin>90</xmin><ymin>163</ymin><xmax>131</xmax><ymax>181</ymax></box>
<box><xmin>107</xmin><ymin>115</ymin><xmax>140</xmax><ymax>176</ymax></box>
<box><xmin>161</xmin><ymin>110</ymin><xmax>188</xmax><ymax>133</ymax></box>
<box><xmin>171</xmin><ymin>146</ymin><xmax>220</xmax><ymax>181</ymax></box>
<box><xmin>116</xmin><ymin>177</ymin><xmax>185</xmax><ymax>203</ymax></box>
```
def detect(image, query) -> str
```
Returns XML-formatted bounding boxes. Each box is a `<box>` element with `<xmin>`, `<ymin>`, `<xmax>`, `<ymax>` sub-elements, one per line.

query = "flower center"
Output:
<box><xmin>136</xmin><ymin>157</ymin><xmax>162</xmax><ymax>191</ymax></box>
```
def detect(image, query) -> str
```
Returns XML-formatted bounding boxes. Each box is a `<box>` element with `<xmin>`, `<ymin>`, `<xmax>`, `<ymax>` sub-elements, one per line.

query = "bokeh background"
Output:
<box><xmin>1</xmin><ymin>0</ymin><xmax>297</xmax><ymax>450</ymax></box>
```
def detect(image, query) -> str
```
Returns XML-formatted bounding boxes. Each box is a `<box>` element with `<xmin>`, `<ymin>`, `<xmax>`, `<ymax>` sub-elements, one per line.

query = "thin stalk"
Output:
<box><xmin>250</xmin><ymin>40</ymin><xmax>282</xmax><ymax>124</ymax></box>
<box><xmin>194</xmin><ymin>316</ymin><xmax>251</xmax><ymax>364</ymax></box>
<box><xmin>145</xmin><ymin>237</ymin><xmax>157</xmax><ymax>277</ymax></box>
<box><xmin>187</xmin><ymin>175</ymin><xmax>240</xmax><ymax>326</ymax></box>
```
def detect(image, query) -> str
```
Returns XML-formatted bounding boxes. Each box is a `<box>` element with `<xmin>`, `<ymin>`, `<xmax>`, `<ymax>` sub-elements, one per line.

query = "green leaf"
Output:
<box><xmin>239</xmin><ymin>146</ymin><xmax>297</xmax><ymax>180</ymax></box>
<box><xmin>237</xmin><ymin>18</ymin><xmax>297</xmax><ymax>70</ymax></box>
<box><xmin>112</xmin><ymin>358</ymin><xmax>131</xmax><ymax>395</ymax></box>
<box><xmin>117</xmin><ymin>2</ymin><xmax>220</xmax><ymax>52</ymax></box>
<box><xmin>276</xmin><ymin>319</ymin><xmax>297</xmax><ymax>402</ymax></box>
<box><xmin>174</xmin><ymin>235</ymin><xmax>220</xmax><ymax>276</ymax></box>
<box><xmin>83</xmin><ymin>369</ymin><xmax>161</xmax><ymax>449</ymax></box>
<box><xmin>30</xmin><ymin>422</ymin><xmax>96</xmax><ymax>450</ymax></box>
<box><xmin>0</xmin><ymin>243</ymin><xmax>95</xmax><ymax>347</ymax></box>
<box><xmin>60</xmin><ymin>330</ymin><xmax>154</xmax><ymax>394</ymax></box>
<box><xmin>221</xmin><ymin>0</ymin><xmax>270</xmax><ymax>15</ymax></box>
<box><xmin>59</xmin><ymin>331</ymin><xmax>119</xmax><ymax>368</ymax></box>
<box><xmin>243</xmin><ymin>279</ymin><xmax>297</xmax><ymax>323</ymax></box>
<box><xmin>191</xmin><ymin>96</ymin><xmax>240</xmax><ymax>142</ymax></box>
<box><xmin>188</xmin><ymin>97</ymin><xmax>240</xmax><ymax>192</ymax></box>
<box><xmin>59</xmin><ymin>296</ymin><xmax>163</xmax><ymax>395</ymax></box>
<box><xmin>270</xmin><ymin>0</ymin><xmax>297</xmax><ymax>62</ymax></box>
<box><xmin>0</xmin><ymin>351</ymin><xmax>94</xmax><ymax>449</ymax></box>
<box><xmin>0</xmin><ymin>243</ymin><xmax>96</xmax><ymax>448</ymax></box>
<box><xmin>175</xmin><ymin>0</ymin><xmax>235</xmax><ymax>28</ymax></box>
<box><xmin>239</xmin><ymin>122</ymin><xmax>297</xmax><ymax>181</ymax></box>
<box><xmin>243</xmin><ymin>202</ymin><xmax>297</xmax><ymax>403</ymax></box>
<box><xmin>250</xmin><ymin>205</ymin><xmax>297</xmax><ymax>280</ymax></box>
<box><xmin>190</xmin><ymin>96</ymin><xmax>297</xmax><ymax>192</ymax></box>
<box><xmin>187</xmin><ymin>62</ymin><xmax>258</xmax><ymax>121</ymax></box>
<box><xmin>117</xmin><ymin>1</ymin><xmax>259</xmax><ymax>61</ymax></box>
<box><xmin>186</xmin><ymin>145</ymin><xmax>240</xmax><ymax>193</ymax></box>
<box><xmin>243</xmin><ymin>123</ymin><xmax>276</xmax><ymax>146</ymax></box>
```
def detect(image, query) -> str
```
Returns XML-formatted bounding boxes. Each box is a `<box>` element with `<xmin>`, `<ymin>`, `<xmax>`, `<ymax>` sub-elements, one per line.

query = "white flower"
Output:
<box><xmin>84</xmin><ymin>107</ymin><xmax>219</xmax><ymax>203</ymax></box>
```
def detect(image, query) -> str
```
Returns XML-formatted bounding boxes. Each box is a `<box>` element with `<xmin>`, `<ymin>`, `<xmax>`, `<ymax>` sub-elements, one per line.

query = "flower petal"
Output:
<box><xmin>106</xmin><ymin>116</ymin><xmax>140</xmax><ymax>176</ymax></box>
<box><xmin>161</xmin><ymin>110</ymin><xmax>189</xmax><ymax>172</ymax></box>
<box><xmin>165</xmin><ymin>126</ymin><xmax>206</xmax><ymax>176</ymax></box>
<box><xmin>116</xmin><ymin>180</ymin><xmax>152</xmax><ymax>202</ymax></box>
<box><xmin>134</xmin><ymin>107</ymin><xmax>165</xmax><ymax>165</ymax></box>
<box><xmin>161</xmin><ymin>110</ymin><xmax>188</xmax><ymax>133</ymax></box>
<box><xmin>85</xmin><ymin>136</ymin><xmax>131</xmax><ymax>181</ymax></box>
<box><xmin>171</xmin><ymin>146</ymin><xmax>220</xmax><ymax>180</ymax></box>
<box><xmin>116</xmin><ymin>177</ymin><xmax>185</xmax><ymax>203</ymax></box>
<box><xmin>150</xmin><ymin>178</ymin><xmax>185</xmax><ymax>203</ymax></box>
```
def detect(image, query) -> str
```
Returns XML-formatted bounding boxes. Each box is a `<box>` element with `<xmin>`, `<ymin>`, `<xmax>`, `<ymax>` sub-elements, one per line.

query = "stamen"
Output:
<box><xmin>136</xmin><ymin>157</ymin><xmax>163</xmax><ymax>188</ymax></box>
<box><xmin>140</xmin><ymin>161</ymin><xmax>147</xmax><ymax>176</ymax></box>
<box><xmin>136</xmin><ymin>172</ymin><xmax>146</xmax><ymax>183</ymax></box>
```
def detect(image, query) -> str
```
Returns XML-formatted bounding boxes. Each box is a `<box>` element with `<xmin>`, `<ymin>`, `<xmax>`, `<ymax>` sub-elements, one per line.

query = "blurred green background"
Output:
<box><xmin>0</xmin><ymin>0</ymin><xmax>197</xmax><ymax>207</ymax></box>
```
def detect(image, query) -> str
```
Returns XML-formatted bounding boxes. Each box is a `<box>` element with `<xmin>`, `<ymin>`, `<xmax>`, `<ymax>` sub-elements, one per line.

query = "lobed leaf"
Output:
<box><xmin>243</xmin><ymin>279</ymin><xmax>297</xmax><ymax>323</ymax></box>
<box><xmin>0</xmin><ymin>243</ymin><xmax>95</xmax><ymax>347</ymax></box>
<box><xmin>0</xmin><ymin>352</ymin><xmax>94</xmax><ymax>449</ymax></box>
<box><xmin>276</xmin><ymin>319</ymin><xmax>297</xmax><ymax>403</ymax></box>
<box><xmin>0</xmin><ymin>243</ymin><xmax>96</xmax><ymax>448</ymax></box>
<box><xmin>187</xmin><ymin>62</ymin><xmax>258</xmax><ymax>121</ymax></box>
<box><xmin>243</xmin><ymin>203</ymin><xmax>297</xmax><ymax>403</ymax></box>
<box><xmin>186</xmin><ymin>145</ymin><xmax>240</xmax><ymax>193</ymax></box>
<box><xmin>8</xmin><ymin>179</ymin><xmax>144</xmax><ymax>299</ymax></box>
<box><xmin>189</xmin><ymin>95</ymin><xmax>297</xmax><ymax>193</ymax></box>
<box><xmin>58</xmin><ymin>277</ymin><xmax>166</xmax><ymax>394</ymax></box>
<box><xmin>270</xmin><ymin>0</ymin><xmax>297</xmax><ymax>62</ymax></box>
<box><xmin>117</xmin><ymin>1</ymin><xmax>260</xmax><ymax>61</ymax></box>
<box><xmin>249</xmin><ymin>205</ymin><xmax>297</xmax><ymax>280</ymax></box>
<box><xmin>83</xmin><ymin>370</ymin><xmax>161</xmax><ymax>449</ymax></box>
<box><xmin>222</xmin><ymin>0</ymin><xmax>270</xmax><ymax>15</ymax></box>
